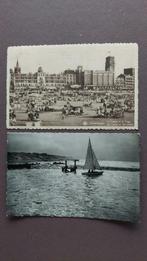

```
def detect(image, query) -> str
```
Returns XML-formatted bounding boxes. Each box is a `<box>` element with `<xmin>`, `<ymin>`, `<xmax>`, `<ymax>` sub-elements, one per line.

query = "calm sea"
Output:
<box><xmin>7</xmin><ymin>161</ymin><xmax>140</xmax><ymax>222</ymax></box>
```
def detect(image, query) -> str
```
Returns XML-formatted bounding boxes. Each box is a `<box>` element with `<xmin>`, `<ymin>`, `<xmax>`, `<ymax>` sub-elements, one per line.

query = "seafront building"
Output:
<box><xmin>10</xmin><ymin>56</ymin><xmax>135</xmax><ymax>91</ymax></box>
<box><xmin>10</xmin><ymin>56</ymin><xmax>115</xmax><ymax>90</ymax></box>
<box><xmin>115</xmin><ymin>68</ymin><xmax>135</xmax><ymax>91</ymax></box>
<box><xmin>10</xmin><ymin>56</ymin><xmax>135</xmax><ymax>92</ymax></box>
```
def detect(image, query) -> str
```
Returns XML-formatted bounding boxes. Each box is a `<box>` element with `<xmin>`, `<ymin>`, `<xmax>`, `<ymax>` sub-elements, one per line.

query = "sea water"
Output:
<box><xmin>7</xmin><ymin>161</ymin><xmax>140</xmax><ymax>222</ymax></box>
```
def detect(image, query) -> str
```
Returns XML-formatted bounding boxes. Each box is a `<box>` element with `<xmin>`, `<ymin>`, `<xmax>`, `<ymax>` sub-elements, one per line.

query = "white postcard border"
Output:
<box><xmin>6</xmin><ymin>43</ymin><xmax>138</xmax><ymax>130</ymax></box>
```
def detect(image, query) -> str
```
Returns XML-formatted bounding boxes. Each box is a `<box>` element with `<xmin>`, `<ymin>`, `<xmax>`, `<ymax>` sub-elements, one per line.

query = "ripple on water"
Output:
<box><xmin>7</xmin><ymin>168</ymin><xmax>140</xmax><ymax>222</ymax></box>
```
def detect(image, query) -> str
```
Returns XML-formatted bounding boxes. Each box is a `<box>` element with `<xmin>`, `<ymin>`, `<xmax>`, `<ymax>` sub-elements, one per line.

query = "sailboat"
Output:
<box><xmin>82</xmin><ymin>138</ymin><xmax>103</xmax><ymax>176</ymax></box>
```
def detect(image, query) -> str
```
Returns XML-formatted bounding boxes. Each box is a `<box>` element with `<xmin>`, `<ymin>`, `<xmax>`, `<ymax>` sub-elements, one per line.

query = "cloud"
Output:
<box><xmin>8</xmin><ymin>133</ymin><xmax>139</xmax><ymax>162</ymax></box>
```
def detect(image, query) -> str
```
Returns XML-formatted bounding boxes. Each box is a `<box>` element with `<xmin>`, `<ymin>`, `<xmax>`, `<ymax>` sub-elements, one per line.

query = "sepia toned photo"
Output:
<box><xmin>7</xmin><ymin>133</ymin><xmax>140</xmax><ymax>222</ymax></box>
<box><xmin>7</xmin><ymin>43</ymin><xmax>138</xmax><ymax>129</ymax></box>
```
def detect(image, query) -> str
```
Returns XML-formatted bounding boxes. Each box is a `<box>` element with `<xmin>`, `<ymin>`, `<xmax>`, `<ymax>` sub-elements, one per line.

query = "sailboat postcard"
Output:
<box><xmin>7</xmin><ymin>132</ymin><xmax>140</xmax><ymax>222</ymax></box>
<box><xmin>7</xmin><ymin>43</ymin><xmax>138</xmax><ymax>129</ymax></box>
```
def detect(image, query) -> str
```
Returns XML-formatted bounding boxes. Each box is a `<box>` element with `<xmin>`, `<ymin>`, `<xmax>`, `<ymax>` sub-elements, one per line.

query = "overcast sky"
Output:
<box><xmin>8</xmin><ymin>133</ymin><xmax>139</xmax><ymax>162</ymax></box>
<box><xmin>7</xmin><ymin>43</ymin><xmax>138</xmax><ymax>78</ymax></box>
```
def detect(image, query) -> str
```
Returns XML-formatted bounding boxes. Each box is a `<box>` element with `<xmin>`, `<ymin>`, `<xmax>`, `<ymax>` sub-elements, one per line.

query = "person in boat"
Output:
<box><xmin>65</xmin><ymin>165</ymin><xmax>68</xmax><ymax>172</ymax></box>
<box><xmin>62</xmin><ymin>164</ymin><xmax>69</xmax><ymax>172</ymax></box>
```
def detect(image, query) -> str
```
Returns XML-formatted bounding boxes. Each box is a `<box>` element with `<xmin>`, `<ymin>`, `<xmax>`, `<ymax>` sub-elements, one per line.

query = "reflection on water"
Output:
<box><xmin>7</xmin><ymin>164</ymin><xmax>140</xmax><ymax>222</ymax></box>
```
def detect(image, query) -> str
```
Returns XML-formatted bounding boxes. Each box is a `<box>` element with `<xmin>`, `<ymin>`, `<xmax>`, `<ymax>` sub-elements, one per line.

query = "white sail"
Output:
<box><xmin>83</xmin><ymin>138</ymin><xmax>101</xmax><ymax>170</ymax></box>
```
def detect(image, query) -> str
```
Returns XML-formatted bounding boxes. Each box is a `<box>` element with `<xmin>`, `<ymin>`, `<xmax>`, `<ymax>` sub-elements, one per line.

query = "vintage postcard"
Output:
<box><xmin>7</xmin><ymin>133</ymin><xmax>140</xmax><ymax>222</ymax></box>
<box><xmin>7</xmin><ymin>43</ymin><xmax>138</xmax><ymax>129</ymax></box>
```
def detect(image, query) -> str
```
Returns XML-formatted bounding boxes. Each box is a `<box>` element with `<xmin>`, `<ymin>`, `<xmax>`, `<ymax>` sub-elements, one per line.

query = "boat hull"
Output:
<box><xmin>82</xmin><ymin>170</ymin><xmax>103</xmax><ymax>176</ymax></box>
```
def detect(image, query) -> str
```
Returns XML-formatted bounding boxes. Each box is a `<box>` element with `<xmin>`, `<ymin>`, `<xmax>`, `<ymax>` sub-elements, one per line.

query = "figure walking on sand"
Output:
<box><xmin>61</xmin><ymin>106</ymin><xmax>66</xmax><ymax>120</ymax></box>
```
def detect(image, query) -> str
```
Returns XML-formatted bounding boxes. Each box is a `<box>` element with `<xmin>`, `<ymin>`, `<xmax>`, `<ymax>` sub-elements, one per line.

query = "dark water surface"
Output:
<box><xmin>7</xmin><ymin>162</ymin><xmax>140</xmax><ymax>222</ymax></box>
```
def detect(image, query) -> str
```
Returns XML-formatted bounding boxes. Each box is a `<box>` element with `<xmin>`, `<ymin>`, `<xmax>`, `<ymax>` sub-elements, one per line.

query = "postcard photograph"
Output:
<box><xmin>7</xmin><ymin>133</ymin><xmax>140</xmax><ymax>222</ymax></box>
<box><xmin>7</xmin><ymin>43</ymin><xmax>138</xmax><ymax>129</ymax></box>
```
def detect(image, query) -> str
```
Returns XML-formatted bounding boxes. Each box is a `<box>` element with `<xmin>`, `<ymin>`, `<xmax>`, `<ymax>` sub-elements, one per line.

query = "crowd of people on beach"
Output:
<box><xmin>9</xmin><ymin>87</ymin><xmax>134</xmax><ymax>125</ymax></box>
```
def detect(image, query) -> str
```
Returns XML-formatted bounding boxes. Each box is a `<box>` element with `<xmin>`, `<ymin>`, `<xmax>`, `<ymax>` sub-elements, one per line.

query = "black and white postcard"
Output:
<box><xmin>7</xmin><ymin>43</ymin><xmax>138</xmax><ymax>129</ymax></box>
<box><xmin>7</xmin><ymin>133</ymin><xmax>140</xmax><ymax>222</ymax></box>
